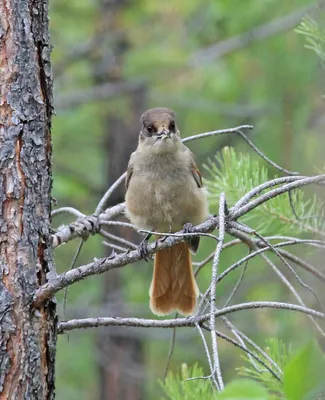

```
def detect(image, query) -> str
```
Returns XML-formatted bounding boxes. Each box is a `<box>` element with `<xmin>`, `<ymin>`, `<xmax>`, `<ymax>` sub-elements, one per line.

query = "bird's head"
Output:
<box><xmin>139</xmin><ymin>107</ymin><xmax>181</xmax><ymax>153</ymax></box>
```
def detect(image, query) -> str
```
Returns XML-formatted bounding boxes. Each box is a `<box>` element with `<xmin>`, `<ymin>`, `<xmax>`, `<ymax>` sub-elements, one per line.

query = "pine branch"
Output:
<box><xmin>57</xmin><ymin>302</ymin><xmax>324</xmax><ymax>332</ymax></box>
<box><xmin>205</xmin><ymin>148</ymin><xmax>325</xmax><ymax>236</ymax></box>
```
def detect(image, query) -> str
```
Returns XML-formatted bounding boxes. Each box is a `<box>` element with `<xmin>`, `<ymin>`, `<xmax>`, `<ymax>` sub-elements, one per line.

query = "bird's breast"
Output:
<box><xmin>125</xmin><ymin>154</ymin><xmax>208</xmax><ymax>232</ymax></box>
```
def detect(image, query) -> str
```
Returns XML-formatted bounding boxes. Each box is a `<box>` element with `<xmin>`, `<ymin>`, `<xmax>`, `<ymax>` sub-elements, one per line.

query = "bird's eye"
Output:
<box><xmin>147</xmin><ymin>125</ymin><xmax>154</xmax><ymax>134</ymax></box>
<box><xmin>169</xmin><ymin>121</ymin><xmax>176</xmax><ymax>131</ymax></box>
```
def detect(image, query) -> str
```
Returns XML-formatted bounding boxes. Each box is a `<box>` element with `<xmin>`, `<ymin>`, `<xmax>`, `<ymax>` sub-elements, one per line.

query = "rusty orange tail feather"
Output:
<box><xmin>149</xmin><ymin>242</ymin><xmax>199</xmax><ymax>316</ymax></box>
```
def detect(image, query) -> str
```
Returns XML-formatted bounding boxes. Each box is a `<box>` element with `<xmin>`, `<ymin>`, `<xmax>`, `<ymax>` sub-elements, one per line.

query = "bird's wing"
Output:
<box><xmin>125</xmin><ymin>161</ymin><xmax>133</xmax><ymax>191</ymax></box>
<box><xmin>189</xmin><ymin>158</ymin><xmax>203</xmax><ymax>188</ymax></box>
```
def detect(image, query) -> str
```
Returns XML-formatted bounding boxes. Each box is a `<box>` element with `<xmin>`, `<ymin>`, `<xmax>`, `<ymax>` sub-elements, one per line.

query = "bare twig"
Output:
<box><xmin>63</xmin><ymin>239</ymin><xmax>84</xmax><ymax>318</ymax></box>
<box><xmin>99</xmin><ymin>229</ymin><xmax>137</xmax><ymax>250</ymax></box>
<box><xmin>208</xmin><ymin>322</ymin><xmax>282</xmax><ymax>382</ymax></box>
<box><xmin>37</xmin><ymin>216</ymin><xmax>221</xmax><ymax>305</ymax></box>
<box><xmin>237</xmin><ymin>130</ymin><xmax>299</xmax><ymax>175</ymax></box>
<box><xmin>195</xmin><ymin>323</ymin><xmax>218</xmax><ymax>388</ymax></box>
<box><xmin>231</xmin><ymin>175</ymin><xmax>325</xmax><ymax>222</ymax></box>
<box><xmin>101</xmin><ymin>220</ymin><xmax>135</xmax><ymax>229</ymax></box>
<box><xmin>139</xmin><ymin>229</ymin><xmax>218</xmax><ymax>241</ymax></box>
<box><xmin>254</xmin><ymin>232</ymin><xmax>325</xmax><ymax>314</ymax></box>
<box><xmin>261</xmin><ymin>253</ymin><xmax>325</xmax><ymax>337</ymax></box>
<box><xmin>288</xmin><ymin>190</ymin><xmax>300</xmax><ymax>220</ymax></box>
<box><xmin>52</xmin><ymin>203</ymin><xmax>125</xmax><ymax>248</ymax></box>
<box><xmin>103</xmin><ymin>241</ymin><xmax>128</xmax><ymax>253</ymax></box>
<box><xmin>223</xmin><ymin>318</ymin><xmax>283</xmax><ymax>375</ymax></box>
<box><xmin>234</xmin><ymin>176</ymin><xmax>307</xmax><ymax>210</ymax></box>
<box><xmin>223</xmin><ymin>250</ymin><xmax>250</xmax><ymax>307</ymax></box>
<box><xmin>278</xmin><ymin>249</ymin><xmax>325</xmax><ymax>283</ymax></box>
<box><xmin>95</xmin><ymin>172</ymin><xmax>126</xmax><ymax>216</ymax></box>
<box><xmin>57</xmin><ymin>301</ymin><xmax>325</xmax><ymax>333</ymax></box>
<box><xmin>163</xmin><ymin>324</ymin><xmax>177</xmax><ymax>382</ymax></box>
<box><xmin>182</xmin><ymin>125</ymin><xmax>253</xmax><ymax>143</ymax></box>
<box><xmin>52</xmin><ymin>207</ymin><xmax>85</xmax><ymax>218</ymax></box>
<box><xmin>217</xmin><ymin>239</ymin><xmax>323</xmax><ymax>285</ymax></box>
<box><xmin>41</xmin><ymin>173</ymin><xmax>325</xmax><ymax>306</ymax></box>
<box><xmin>209</xmin><ymin>193</ymin><xmax>225</xmax><ymax>390</ymax></box>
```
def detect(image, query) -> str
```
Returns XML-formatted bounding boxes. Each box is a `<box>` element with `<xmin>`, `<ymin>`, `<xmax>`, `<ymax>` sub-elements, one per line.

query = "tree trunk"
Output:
<box><xmin>0</xmin><ymin>0</ymin><xmax>56</xmax><ymax>398</ymax></box>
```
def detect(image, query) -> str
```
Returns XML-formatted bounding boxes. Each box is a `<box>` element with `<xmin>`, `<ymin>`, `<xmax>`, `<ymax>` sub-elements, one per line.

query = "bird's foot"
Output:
<box><xmin>183</xmin><ymin>222</ymin><xmax>195</xmax><ymax>235</ymax></box>
<box><xmin>183</xmin><ymin>222</ymin><xmax>200</xmax><ymax>254</ymax></box>
<box><xmin>138</xmin><ymin>239</ymin><xmax>150</xmax><ymax>261</ymax></box>
<box><xmin>138</xmin><ymin>233</ymin><xmax>152</xmax><ymax>261</ymax></box>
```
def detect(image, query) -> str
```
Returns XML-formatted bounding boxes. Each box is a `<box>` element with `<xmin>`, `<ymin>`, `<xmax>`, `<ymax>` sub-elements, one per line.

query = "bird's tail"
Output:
<box><xmin>149</xmin><ymin>242</ymin><xmax>199</xmax><ymax>316</ymax></box>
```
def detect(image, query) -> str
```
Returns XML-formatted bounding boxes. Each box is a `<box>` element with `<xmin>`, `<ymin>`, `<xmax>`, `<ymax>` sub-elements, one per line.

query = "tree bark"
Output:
<box><xmin>0</xmin><ymin>0</ymin><xmax>56</xmax><ymax>398</ymax></box>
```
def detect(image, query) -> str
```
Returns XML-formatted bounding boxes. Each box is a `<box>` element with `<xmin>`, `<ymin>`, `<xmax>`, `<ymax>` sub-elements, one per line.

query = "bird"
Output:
<box><xmin>125</xmin><ymin>107</ymin><xmax>209</xmax><ymax>316</ymax></box>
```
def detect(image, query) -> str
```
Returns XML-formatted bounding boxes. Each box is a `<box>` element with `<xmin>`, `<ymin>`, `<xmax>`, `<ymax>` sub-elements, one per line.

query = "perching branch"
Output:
<box><xmin>57</xmin><ymin>301</ymin><xmax>325</xmax><ymax>332</ymax></box>
<box><xmin>48</xmin><ymin>120</ymin><xmax>325</xmax><ymax>389</ymax></box>
<box><xmin>38</xmin><ymin>174</ymin><xmax>325</xmax><ymax>305</ymax></box>
<box><xmin>209</xmin><ymin>193</ymin><xmax>226</xmax><ymax>390</ymax></box>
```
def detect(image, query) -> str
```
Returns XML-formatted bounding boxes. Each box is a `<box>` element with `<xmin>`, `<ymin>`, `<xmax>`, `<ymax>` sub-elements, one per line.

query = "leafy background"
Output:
<box><xmin>49</xmin><ymin>0</ymin><xmax>325</xmax><ymax>398</ymax></box>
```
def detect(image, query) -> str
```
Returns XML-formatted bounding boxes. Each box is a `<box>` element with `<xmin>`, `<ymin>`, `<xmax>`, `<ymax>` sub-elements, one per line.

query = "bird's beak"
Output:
<box><xmin>156</xmin><ymin>128</ymin><xmax>170</xmax><ymax>137</ymax></box>
<box><xmin>154</xmin><ymin>128</ymin><xmax>170</xmax><ymax>146</ymax></box>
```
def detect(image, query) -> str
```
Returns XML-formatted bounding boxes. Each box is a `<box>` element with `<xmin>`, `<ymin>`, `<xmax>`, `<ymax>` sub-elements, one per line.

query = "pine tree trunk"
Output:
<box><xmin>0</xmin><ymin>0</ymin><xmax>56</xmax><ymax>398</ymax></box>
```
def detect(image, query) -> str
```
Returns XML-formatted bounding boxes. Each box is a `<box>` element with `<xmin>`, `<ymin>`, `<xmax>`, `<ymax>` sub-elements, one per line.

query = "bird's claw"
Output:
<box><xmin>138</xmin><ymin>239</ymin><xmax>150</xmax><ymax>262</ymax></box>
<box><xmin>183</xmin><ymin>222</ymin><xmax>195</xmax><ymax>235</ymax></box>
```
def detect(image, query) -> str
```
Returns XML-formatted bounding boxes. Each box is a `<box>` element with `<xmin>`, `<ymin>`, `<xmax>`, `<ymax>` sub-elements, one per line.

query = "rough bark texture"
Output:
<box><xmin>0</xmin><ymin>0</ymin><xmax>56</xmax><ymax>398</ymax></box>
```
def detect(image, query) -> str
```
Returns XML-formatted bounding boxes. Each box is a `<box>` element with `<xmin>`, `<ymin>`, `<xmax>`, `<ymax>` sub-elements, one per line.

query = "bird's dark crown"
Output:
<box><xmin>140</xmin><ymin>108</ymin><xmax>176</xmax><ymax>136</ymax></box>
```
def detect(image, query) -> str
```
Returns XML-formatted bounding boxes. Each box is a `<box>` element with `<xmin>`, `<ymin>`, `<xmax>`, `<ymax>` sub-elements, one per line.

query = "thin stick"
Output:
<box><xmin>222</xmin><ymin>318</ymin><xmax>282</xmax><ymax>375</ymax></box>
<box><xmin>195</xmin><ymin>323</ymin><xmax>215</xmax><ymax>381</ymax></box>
<box><xmin>261</xmin><ymin>253</ymin><xmax>325</xmax><ymax>337</ymax></box>
<box><xmin>223</xmin><ymin>250</ymin><xmax>250</xmax><ymax>307</ymax></box>
<box><xmin>237</xmin><ymin>130</ymin><xmax>299</xmax><ymax>175</ymax></box>
<box><xmin>57</xmin><ymin>301</ymin><xmax>325</xmax><ymax>333</ymax></box>
<box><xmin>288</xmin><ymin>190</ymin><xmax>300</xmax><ymax>220</ymax></box>
<box><xmin>101</xmin><ymin>220</ymin><xmax>135</xmax><ymax>229</ymax></box>
<box><xmin>94</xmin><ymin>172</ymin><xmax>126</xmax><ymax>216</ymax></box>
<box><xmin>52</xmin><ymin>207</ymin><xmax>85</xmax><ymax>218</ymax></box>
<box><xmin>231</xmin><ymin>175</ymin><xmax>325</xmax><ymax>221</ymax></box>
<box><xmin>139</xmin><ymin>229</ymin><xmax>218</xmax><ymax>241</ymax></box>
<box><xmin>186</xmin><ymin>324</ymin><xmax>220</xmax><ymax>390</ymax></box>
<box><xmin>182</xmin><ymin>125</ymin><xmax>253</xmax><ymax>143</ymax></box>
<box><xmin>103</xmin><ymin>241</ymin><xmax>128</xmax><ymax>253</ymax></box>
<box><xmin>254</xmin><ymin>232</ymin><xmax>325</xmax><ymax>314</ymax></box>
<box><xmin>99</xmin><ymin>229</ymin><xmax>137</xmax><ymax>250</ymax></box>
<box><xmin>163</xmin><ymin>316</ymin><xmax>178</xmax><ymax>382</ymax></box>
<box><xmin>63</xmin><ymin>239</ymin><xmax>84</xmax><ymax>319</ymax></box>
<box><xmin>234</xmin><ymin>176</ymin><xmax>306</xmax><ymax>210</ymax></box>
<box><xmin>209</xmin><ymin>193</ymin><xmax>225</xmax><ymax>390</ymax></box>
<box><xmin>279</xmin><ymin>249</ymin><xmax>325</xmax><ymax>283</ymax></box>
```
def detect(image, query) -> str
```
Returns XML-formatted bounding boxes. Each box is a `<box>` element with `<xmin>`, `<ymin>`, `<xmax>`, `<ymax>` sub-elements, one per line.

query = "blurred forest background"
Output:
<box><xmin>49</xmin><ymin>0</ymin><xmax>325</xmax><ymax>399</ymax></box>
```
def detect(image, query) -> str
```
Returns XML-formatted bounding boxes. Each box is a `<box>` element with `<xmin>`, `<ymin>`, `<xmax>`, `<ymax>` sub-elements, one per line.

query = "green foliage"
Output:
<box><xmin>204</xmin><ymin>147</ymin><xmax>324</xmax><ymax>235</ymax></box>
<box><xmin>238</xmin><ymin>339</ymin><xmax>325</xmax><ymax>400</ymax></box>
<box><xmin>237</xmin><ymin>338</ymin><xmax>291</xmax><ymax>399</ymax></box>
<box><xmin>296</xmin><ymin>16</ymin><xmax>325</xmax><ymax>63</ymax></box>
<box><xmin>50</xmin><ymin>0</ymin><xmax>325</xmax><ymax>398</ymax></box>
<box><xmin>217</xmin><ymin>380</ymin><xmax>270</xmax><ymax>400</ymax></box>
<box><xmin>162</xmin><ymin>341</ymin><xmax>325</xmax><ymax>399</ymax></box>
<box><xmin>160</xmin><ymin>364</ymin><xmax>270</xmax><ymax>400</ymax></box>
<box><xmin>284</xmin><ymin>341</ymin><xmax>325</xmax><ymax>400</ymax></box>
<box><xmin>160</xmin><ymin>363</ymin><xmax>217</xmax><ymax>400</ymax></box>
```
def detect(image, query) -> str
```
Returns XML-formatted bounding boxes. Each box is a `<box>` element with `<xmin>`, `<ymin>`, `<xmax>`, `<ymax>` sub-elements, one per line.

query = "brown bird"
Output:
<box><xmin>125</xmin><ymin>108</ymin><xmax>209</xmax><ymax>316</ymax></box>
